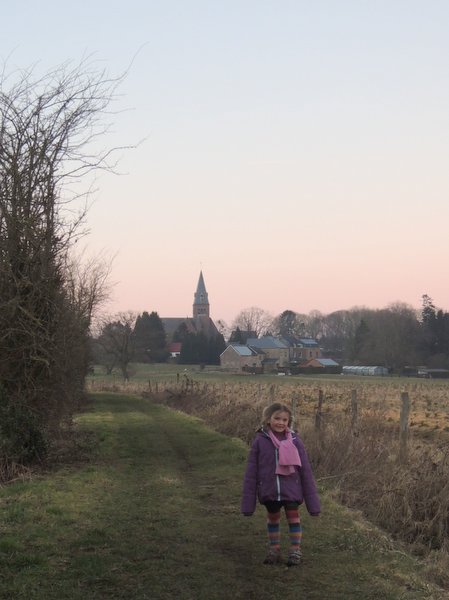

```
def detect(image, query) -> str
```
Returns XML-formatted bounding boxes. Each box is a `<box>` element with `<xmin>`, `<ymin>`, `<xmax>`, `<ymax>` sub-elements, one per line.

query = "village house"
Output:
<box><xmin>219</xmin><ymin>344</ymin><xmax>263</xmax><ymax>371</ymax></box>
<box><xmin>168</xmin><ymin>342</ymin><xmax>182</xmax><ymax>359</ymax></box>
<box><xmin>220</xmin><ymin>336</ymin><xmax>290</xmax><ymax>372</ymax></box>
<box><xmin>246</xmin><ymin>336</ymin><xmax>290</xmax><ymax>368</ymax></box>
<box><xmin>281</xmin><ymin>335</ymin><xmax>322</xmax><ymax>363</ymax></box>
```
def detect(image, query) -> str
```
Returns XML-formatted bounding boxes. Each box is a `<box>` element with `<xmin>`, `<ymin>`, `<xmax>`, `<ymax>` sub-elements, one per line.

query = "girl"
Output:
<box><xmin>241</xmin><ymin>402</ymin><xmax>320</xmax><ymax>566</ymax></box>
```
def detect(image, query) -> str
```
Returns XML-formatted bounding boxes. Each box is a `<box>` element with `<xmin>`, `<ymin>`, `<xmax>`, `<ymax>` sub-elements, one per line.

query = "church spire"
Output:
<box><xmin>193</xmin><ymin>270</ymin><xmax>210</xmax><ymax>319</ymax></box>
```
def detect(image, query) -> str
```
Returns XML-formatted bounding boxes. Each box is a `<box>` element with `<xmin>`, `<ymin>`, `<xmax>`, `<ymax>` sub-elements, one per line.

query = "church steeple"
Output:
<box><xmin>193</xmin><ymin>271</ymin><xmax>210</xmax><ymax>319</ymax></box>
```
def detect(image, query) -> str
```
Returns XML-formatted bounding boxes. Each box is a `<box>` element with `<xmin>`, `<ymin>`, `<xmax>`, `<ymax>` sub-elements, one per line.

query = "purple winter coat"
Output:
<box><xmin>241</xmin><ymin>428</ymin><xmax>321</xmax><ymax>516</ymax></box>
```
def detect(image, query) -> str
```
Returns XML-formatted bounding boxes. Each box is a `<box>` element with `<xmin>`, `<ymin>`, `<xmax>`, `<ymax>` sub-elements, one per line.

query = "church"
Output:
<box><xmin>161</xmin><ymin>271</ymin><xmax>220</xmax><ymax>353</ymax></box>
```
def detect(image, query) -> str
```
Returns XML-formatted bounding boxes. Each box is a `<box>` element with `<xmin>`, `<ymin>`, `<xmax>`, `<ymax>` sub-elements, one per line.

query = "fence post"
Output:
<box><xmin>351</xmin><ymin>389</ymin><xmax>358</xmax><ymax>431</ymax></box>
<box><xmin>315</xmin><ymin>389</ymin><xmax>324</xmax><ymax>431</ymax></box>
<box><xmin>399</xmin><ymin>391</ymin><xmax>410</xmax><ymax>462</ymax></box>
<box><xmin>291</xmin><ymin>393</ymin><xmax>299</xmax><ymax>430</ymax></box>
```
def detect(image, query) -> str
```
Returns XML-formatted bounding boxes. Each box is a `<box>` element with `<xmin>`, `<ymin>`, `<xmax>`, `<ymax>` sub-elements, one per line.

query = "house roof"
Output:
<box><xmin>298</xmin><ymin>338</ymin><xmax>320</xmax><ymax>348</ymax></box>
<box><xmin>280</xmin><ymin>334</ymin><xmax>299</xmax><ymax>346</ymax></box>
<box><xmin>302</xmin><ymin>358</ymin><xmax>339</xmax><ymax>368</ymax></box>
<box><xmin>247</xmin><ymin>336</ymin><xmax>289</xmax><ymax>350</ymax></box>
<box><xmin>280</xmin><ymin>335</ymin><xmax>320</xmax><ymax>348</ymax></box>
<box><xmin>169</xmin><ymin>342</ymin><xmax>182</xmax><ymax>353</ymax></box>
<box><xmin>314</xmin><ymin>358</ymin><xmax>339</xmax><ymax>367</ymax></box>
<box><xmin>226</xmin><ymin>344</ymin><xmax>257</xmax><ymax>357</ymax></box>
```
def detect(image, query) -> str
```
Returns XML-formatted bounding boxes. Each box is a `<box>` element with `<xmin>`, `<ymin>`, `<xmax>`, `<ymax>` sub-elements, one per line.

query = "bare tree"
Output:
<box><xmin>95</xmin><ymin>312</ymin><xmax>137</xmax><ymax>380</ymax></box>
<box><xmin>64</xmin><ymin>250</ymin><xmax>113</xmax><ymax>326</ymax></box>
<box><xmin>301</xmin><ymin>310</ymin><xmax>325</xmax><ymax>340</ymax></box>
<box><xmin>216</xmin><ymin>319</ymin><xmax>231</xmax><ymax>341</ymax></box>
<box><xmin>0</xmin><ymin>60</ymin><xmax>125</xmax><ymax>462</ymax></box>
<box><xmin>319</xmin><ymin>310</ymin><xmax>353</xmax><ymax>356</ymax></box>
<box><xmin>232</xmin><ymin>306</ymin><xmax>274</xmax><ymax>338</ymax></box>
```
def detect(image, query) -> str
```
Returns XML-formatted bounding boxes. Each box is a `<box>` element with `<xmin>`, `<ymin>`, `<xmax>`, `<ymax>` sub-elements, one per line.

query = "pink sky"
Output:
<box><xmin>4</xmin><ymin>1</ymin><xmax>449</xmax><ymax>325</ymax></box>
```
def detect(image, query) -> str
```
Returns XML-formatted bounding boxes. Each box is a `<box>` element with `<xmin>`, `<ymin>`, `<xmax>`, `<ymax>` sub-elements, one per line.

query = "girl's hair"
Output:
<box><xmin>262</xmin><ymin>403</ymin><xmax>293</xmax><ymax>427</ymax></box>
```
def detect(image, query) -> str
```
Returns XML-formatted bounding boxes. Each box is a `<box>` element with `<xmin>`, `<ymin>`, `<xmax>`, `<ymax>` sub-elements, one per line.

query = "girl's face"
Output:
<box><xmin>268</xmin><ymin>410</ymin><xmax>290</xmax><ymax>433</ymax></box>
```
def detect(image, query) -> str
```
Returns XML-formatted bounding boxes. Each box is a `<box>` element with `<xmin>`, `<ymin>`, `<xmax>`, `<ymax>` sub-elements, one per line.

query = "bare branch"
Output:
<box><xmin>0</xmin><ymin>58</ymin><xmax>129</xmax><ymax>462</ymax></box>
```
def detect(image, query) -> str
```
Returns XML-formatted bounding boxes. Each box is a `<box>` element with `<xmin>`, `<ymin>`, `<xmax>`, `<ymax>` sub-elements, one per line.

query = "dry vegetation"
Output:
<box><xmin>88</xmin><ymin>372</ymin><xmax>449</xmax><ymax>436</ymax></box>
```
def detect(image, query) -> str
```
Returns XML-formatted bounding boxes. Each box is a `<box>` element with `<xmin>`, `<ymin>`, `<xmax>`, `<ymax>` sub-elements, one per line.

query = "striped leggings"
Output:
<box><xmin>264</xmin><ymin>501</ymin><xmax>302</xmax><ymax>551</ymax></box>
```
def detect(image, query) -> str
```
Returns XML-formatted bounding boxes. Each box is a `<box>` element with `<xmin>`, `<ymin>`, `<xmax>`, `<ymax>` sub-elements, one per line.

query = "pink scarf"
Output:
<box><xmin>267</xmin><ymin>428</ymin><xmax>302</xmax><ymax>475</ymax></box>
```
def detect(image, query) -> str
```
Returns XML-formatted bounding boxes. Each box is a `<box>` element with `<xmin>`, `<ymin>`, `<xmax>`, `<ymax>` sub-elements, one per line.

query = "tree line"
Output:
<box><xmin>93</xmin><ymin>294</ymin><xmax>449</xmax><ymax>378</ymax></box>
<box><xmin>230</xmin><ymin>297</ymin><xmax>449</xmax><ymax>371</ymax></box>
<box><xmin>92</xmin><ymin>311</ymin><xmax>226</xmax><ymax>379</ymax></box>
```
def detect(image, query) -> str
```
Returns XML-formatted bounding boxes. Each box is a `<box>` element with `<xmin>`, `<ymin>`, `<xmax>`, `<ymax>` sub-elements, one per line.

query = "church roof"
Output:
<box><xmin>194</xmin><ymin>270</ymin><xmax>209</xmax><ymax>305</ymax></box>
<box><xmin>161</xmin><ymin>318</ymin><xmax>196</xmax><ymax>338</ymax></box>
<box><xmin>161</xmin><ymin>316</ymin><xmax>219</xmax><ymax>339</ymax></box>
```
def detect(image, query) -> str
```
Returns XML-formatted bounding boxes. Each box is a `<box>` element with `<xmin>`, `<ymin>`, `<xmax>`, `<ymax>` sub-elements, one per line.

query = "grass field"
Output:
<box><xmin>87</xmin><ymin>362</ymin><xmax>449</xmax><ymax>434</ymax></box>
<box><xmin>1</xmin><ymin>393</ymin><xmax>448</xmax><ymax>599</ymax></box>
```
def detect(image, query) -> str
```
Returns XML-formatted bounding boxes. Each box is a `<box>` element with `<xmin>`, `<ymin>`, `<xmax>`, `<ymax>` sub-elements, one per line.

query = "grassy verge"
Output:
<box><xmin>0</xmin><ymin>393</ymin><xmax>447</xmax><ymax>599</ymax></box>
<box><xmin>87</xmin><ymin>361</ymin><xmax>428</xmax><ymax>385</ymax></box>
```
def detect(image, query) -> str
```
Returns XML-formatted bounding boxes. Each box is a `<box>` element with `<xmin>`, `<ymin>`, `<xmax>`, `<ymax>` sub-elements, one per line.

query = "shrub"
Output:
<box><xmin>0</xmin><ymin>384</ymin><xmax>47</xmax><ymax>463</ymax></box>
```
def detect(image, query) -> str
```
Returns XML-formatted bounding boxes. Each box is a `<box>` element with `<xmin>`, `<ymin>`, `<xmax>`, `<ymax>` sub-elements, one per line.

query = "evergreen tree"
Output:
<box><xmin>132</xmin><ymin>311</ymin><xmax>168</xmax><ymax>363</ymax></box>
<box><xmin>421</xmin><ymin>300</ymin><xmax>449</xmax><ymax>366</ymax></box>
<box><xmin>173</xmin><ymin>322</ymin><xmax>189</xmax><ymax>343</ymax></box>
<box><xmin>229</xmin><ymin>327</ymin><xmax>243</xmax><ymax>343</ymax></box>
<box><xmin>133</xmin><ymin>312</ymin><xmax>151</xmax><ymax>362</ymax></box>
<box><xmin>421</xmin><ymin>294</ymin><xmax>436</xmax><ymax>326</ymax></box>
<box><xmin>350</xmin><ymin>319</ymin><xmax>370</xmax><ymax>363</ymax></box>
<box><xmin>435</xmin><ymin>310</ymin><xmax>449</xmax><ymax>356</ymax></box>
<box><xmin>180</xmin><ymin>333</ymin><xmax>205</xmax><ymax>364</ymax></box>
<box><xmin>208</xmin><ymin>333</ymin><xmax>226</xmax><ymax>364</ymax></box>
<box><xmin>146</xmin><ymin>311</ymin><xmax>169</xmax><ymax>362</ymax></box>
<box><xmin>421</xmin><ymin>295</ymin><xmax>439</xmax><ymax>359</ymax></box>
<box><xmin>179</xmin><ymin>332</ymin><xmax>226</xmax><ymax>365</ymax></box>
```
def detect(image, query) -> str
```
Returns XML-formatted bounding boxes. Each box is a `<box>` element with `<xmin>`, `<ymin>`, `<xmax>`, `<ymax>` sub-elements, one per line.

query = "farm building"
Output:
<box><xmin>417</xmin><ymin>368</ymin><xmax>449</xmax><ymax>379</ymax></box>
<box><xmin>302</xmin><ymin>358</ymin><xmax>340</xmax><ymax>369</ymax></box>
<box><xmin>343</xmin><ymin>366</ymin><xmax>389</xmax><ymax>376</ymax></box>
<box><xmin>291</xmin><ymin>357</ymin><xmax>342</xmax><ymax>375</ymax></box>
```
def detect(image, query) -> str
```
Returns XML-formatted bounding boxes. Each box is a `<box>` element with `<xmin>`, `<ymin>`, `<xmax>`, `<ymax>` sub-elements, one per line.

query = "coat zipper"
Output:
<box><xmin>275</xmin><ymin>449</ymin><xmax>281</xmax><ymax>500</ymax></box>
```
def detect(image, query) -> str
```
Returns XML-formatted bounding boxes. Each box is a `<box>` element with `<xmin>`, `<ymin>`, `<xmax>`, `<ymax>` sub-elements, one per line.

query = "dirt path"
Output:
<box><xmin>0</xmin><ymin>393</ymin><xmax>447</xmax><ymax>600</ymax></box>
